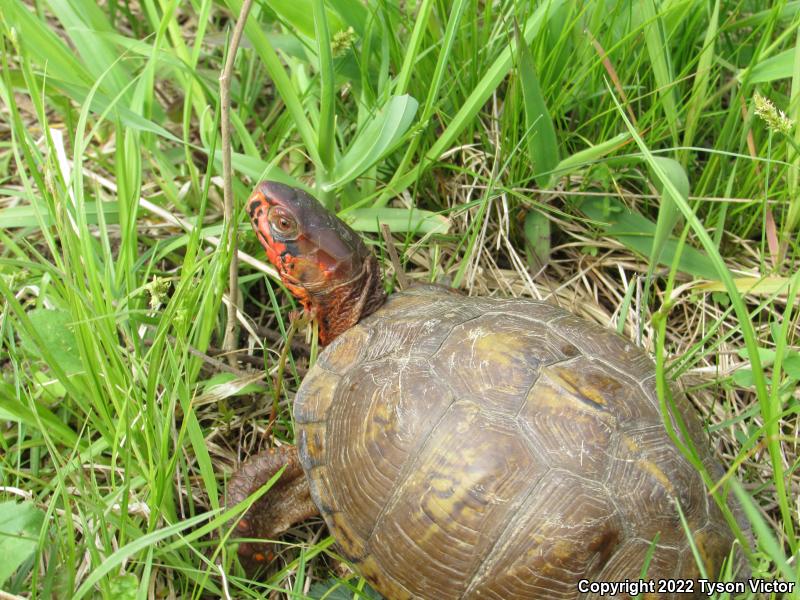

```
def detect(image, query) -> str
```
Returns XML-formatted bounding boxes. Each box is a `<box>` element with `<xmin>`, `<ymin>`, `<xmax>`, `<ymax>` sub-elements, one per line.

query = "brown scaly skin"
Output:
<box><xmin>227</xmin><ymin>446</ymin><xmax>317</xmax><ymax>569</ymax></box>
<box><xmin>229</xmin><ymin>182</ymin><xmax>386</xmax><ymax>569</ymax></box>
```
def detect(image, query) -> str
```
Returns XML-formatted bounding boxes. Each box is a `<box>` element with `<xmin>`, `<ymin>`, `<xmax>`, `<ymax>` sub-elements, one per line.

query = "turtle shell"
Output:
<box><xmin>294</xmin><ymin>285</ymin><xmax>735</xmax><ymax>600</ymax></box>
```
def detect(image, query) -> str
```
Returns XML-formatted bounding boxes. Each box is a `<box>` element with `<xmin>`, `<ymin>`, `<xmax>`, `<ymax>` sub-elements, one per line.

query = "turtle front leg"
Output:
<box><xmin>227</xmin><ymin>445</ymin><xmax>319</xmax><ymax>569</ymax></box>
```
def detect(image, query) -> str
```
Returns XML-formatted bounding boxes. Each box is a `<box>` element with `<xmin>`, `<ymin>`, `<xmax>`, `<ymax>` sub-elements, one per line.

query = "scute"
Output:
<box><xmin>429</xmin><ymin>312</ymin><xmax>579</xmax><ymax>413</ymax></box>
<box><xmin>293</xmin><ymin>367</ymin><xmax>341</xmax><ymax>425</ymax></box>
<box><xmin>323</xmin><ymin>358</ymin><xmax>457</xmax><ymax>542</ymax></box>
<box><xmin>292</xmin><ymin>288</ymin><xmax>738</xmax><ymax>600</ymax></box>
<box><xmin>367</xmin><ymin>400</ymin><xmax>546</xmax><ymax>599</ymax></box>
<box><xmin>588</xmin><ymin>538</ymin><xmax>682</xmax><ymax>599</ymax></box>
<box><xmin>315</xmin><ymin>324</ymin><xmax>369</xmax><ymax>375</ymax></box>
<box><xmin>549</xmin><ymin>312</ymin><xmax>656</xmax><ymax>383</ymax></box>
<box><xmin>517</xmin><ymin>363</ymin><xmax>617</xmax><ymax>478</ymax></box>
<box><xmin>606</xmin><ymin>425</ymin><xmax>708</xmax><ymax>545</ymax></box>
<box><xmin>464</xmin><ymin>470</ymin><xmax>623</xmax><ymax>600</ymax></box>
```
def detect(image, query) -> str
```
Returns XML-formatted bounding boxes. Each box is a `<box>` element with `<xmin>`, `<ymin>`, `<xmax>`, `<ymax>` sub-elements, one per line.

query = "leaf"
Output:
<box><xmin>730</xmin><ymin>481</ymin><xmax>796</xmax><ymax>582</ymax></box>
<box><xmin>0</xmin><ymin>201</ymin><xmax>120</xmax><ymax>228</ymax></box>
<box><xmin>421</xmin><ymin>0</ymin><xmax>563</xmax><ymax>164</ymax></box>
<box><xmin>550</xmin><ymin>133</ymin><xmax>630</xmax><ymax>179</ymax></box>
<box><xmin>737</xmin><ymin>346</ymin><xmax>776</xmax><ymax>366</ymax></box>
<box><xmin>648</xmin><ymin>156</ymin><xmax>688</xmax><ymax>271</ymax></box>
<box><xmin>53</xmin><ymin>79</ymin><xmax>177</xmax><ymax>142</ymax></box>
<box><xmin>514</xmin><ymin>21</ymin><xmax>559</xmax><ymax>187</ymax></box>
<box><xmin>741</xmin><ymin>48</ymin><xmax>794</xmax><ymax>83</ymax></box>
<box><xmin>226</xmin><ymin>0</ymin><xmax>321</xmax><ymax>165</ymax></box>
<box><xmin>783</xmin><ymin>353</ymin><xmax>800</xmax><ymax>379</ymax></box>
<box><xmin>18</xmin><ymin>309</ymin><xmax>83</xmax><ymax>375</ymax></box>
<box><xmin>208</xmin><ymin>150</ymin><xmax>306</xmax><ymax>188</ymax></box>
<box><xmin>3</xmin><ymin>0</ymin><xmax>95</xmax><ymax>88</ymax></box>
<box><xmin>636</xmin><ymin>0</ymin><xmax>679</xmax><ymax>144</ymax></box>
<box><xmin>0</xmin><ymin>501</ymin><xmax>46</xmax><ymax>587</ymax></box>
<box><xmin>204</xmin><ymin>31</ymin><xmax>307</xmax><ymax>59</ymax></box>
<box><xmin>314</xmin><ymin>0</ymin><xmax>336</xmax><ymax>174</ymax></box>
<box><xmin>393</xmin><ymin>0</ymin><xmax>435</xmax><ymax>95</ymax></box>
<box><xmin>328</xmin><ymin>95</ymin><xmax>419</xmax><ymax>189</ymax></box>
<box><xmin>694</xmin><ymin>276</ymin><xmax>792</xmax><ymax>295</ymax></box>
<box><xmin>262</xmin><ymin>0</ymin><xmax>345</xmax><ymax>40</ymax></box>
<box><xmin>683</xmin><ymin>0</ymin><xmax>719</xmax><ymax>154</ymax></box>
<box><xmin>327</xmin><ymin>0</ymin><xmax>369</xmax><ymax>37</ymax></box>
<box><xmin>72</xmin><ymin>511</ymin><xmax>214</xmax><ymax>599</ymax></box>
<box><xmin>194</xmin><ymin>373</ymin><xmax>266</xmax><ymax>405</ymax></box>
<box><xmin>44</xmin><ymin>0</ymin><xmax>134</xmax><ymax>100</ymax></box>
<box><xmin>523</xmin><ymin>210</ymin><xmax>551</xmax><ymax>270</ymax></box>
<box><xmin>577</xmin><ymin>196</ymin><xmax>718</xmax><ymax>279</ymax></box>
<box><xmin>342</xmin><ymin>207</ymin><xmax>449</xmax><ymax>235</ymax></box>
<box><xmin>0</xmin><ymin>382</ymin><xmax>81</xmax><ymax>447</ymax></box>
<box><xmin>107</xmin><ymin>573</ymin><xmax>138</xmax><ymax>600</ymax></box>
<box><xmin>307</xmin><ymin>578</ymin><xmax>382</xmax><ymax>600</ymax></box>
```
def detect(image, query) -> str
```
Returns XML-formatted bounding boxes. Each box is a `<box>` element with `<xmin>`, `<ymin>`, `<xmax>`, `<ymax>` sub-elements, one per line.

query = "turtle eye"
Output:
<box><xmin>268</xmin><ymin>206</ymin><xmax>298</xmax><ymax>238</ymax></box>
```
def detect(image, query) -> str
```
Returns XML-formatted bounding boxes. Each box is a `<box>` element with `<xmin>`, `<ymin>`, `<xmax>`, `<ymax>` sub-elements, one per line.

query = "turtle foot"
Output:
<box><xmin>227</xmin><ymin>445</ymin><xmax>318</xmax><ymax>571</ymax></box>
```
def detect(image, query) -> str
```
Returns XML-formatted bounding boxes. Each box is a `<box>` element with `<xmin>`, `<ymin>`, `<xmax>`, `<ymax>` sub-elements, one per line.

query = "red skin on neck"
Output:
<box><xmin>247</xmin><ymin>183</ymin><xmax>386</xmax><ymax>344</ymax></box>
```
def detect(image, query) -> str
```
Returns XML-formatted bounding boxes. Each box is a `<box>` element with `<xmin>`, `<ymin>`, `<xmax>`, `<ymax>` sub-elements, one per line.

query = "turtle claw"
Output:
<box><xmin>226</xmin><ymin>445</ymin><xmax>319</xmax><ymax>574</ymax></box>
<box><xmin>233</xmin><ymin>516</ymin><xmax>273</xmax><ymax>569</ymax></box>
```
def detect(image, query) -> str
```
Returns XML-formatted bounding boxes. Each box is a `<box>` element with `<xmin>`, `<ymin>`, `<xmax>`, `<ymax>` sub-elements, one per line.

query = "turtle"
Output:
<box><xmin>228</xmin><ymin>181</ymin><xmax>747</xmax><ymax>599</ymax></box>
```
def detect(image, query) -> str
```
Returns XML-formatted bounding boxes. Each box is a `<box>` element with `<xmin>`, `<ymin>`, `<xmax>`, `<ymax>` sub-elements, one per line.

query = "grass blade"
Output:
<box><xmin>637</xmin><ymin>0</ymin><xmax>679</xmax><ymax>145</ymax></box>
<box><xmin>314</xmin><ymin>0</ymin><xmax>336</xmax><ymax>182</ymax></box>
<box><xmin>514</xmin><ymin>20</ymin><xmax>559</xmax><ymax>187</ymax></box>
<box><xmin>742</xmin><ymin>48</ymin><xmax>795</xmax><ymax>83</ymax></box>
<box><xmin>342</xmin><ymin>206</ymin><xmax>449</xmax><ymax>234</ymax></box>
<box><xmin>328</xmin><ymin>95</ymin><xmax>419</xmax><ymax>189</ymax></box>
<box><xmin>384</xmin><ymin>0</ymin><xmax>565</xmax><ymax>199</ymax></box>
<box><xmin>682</xmin><ymin>0</ymin><xmax>719</xmax><ymax>165</ymax></box>
<box><xmin>647</xmin><ymin>156</ymin><xmax>688</xmax><ymax>272</ymax></box>
<box><xmin>578</xmin><ymin>195</ymin><xmax>716</xmax><ymax>279</ymax></box>
<box><xmin>610</xmin><ymin>85</ymin><xmax>796</xmax><ymax>549</ymax></box>
<box><xmin>224</xmin><ymin>0</ymin><xmax>321</xmax><ymax>165</ymax></box>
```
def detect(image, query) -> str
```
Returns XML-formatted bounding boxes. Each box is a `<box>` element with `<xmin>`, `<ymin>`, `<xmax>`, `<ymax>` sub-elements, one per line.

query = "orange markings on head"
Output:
<box><xmin>246</xmin><ymin>181</ymin><xmax>385</xmax><ymax>343</ymax></box>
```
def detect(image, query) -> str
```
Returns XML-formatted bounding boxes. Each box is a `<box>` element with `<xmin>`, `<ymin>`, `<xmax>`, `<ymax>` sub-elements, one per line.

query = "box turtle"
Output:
<box><xmin>229</xmin><ymin>181</ymin><xmax>746</xmax><ymax>599</ymax></box>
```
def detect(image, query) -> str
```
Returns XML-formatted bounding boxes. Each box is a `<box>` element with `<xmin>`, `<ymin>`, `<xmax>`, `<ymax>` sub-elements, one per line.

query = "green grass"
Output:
<box><xmin>0</xmin><ymin>0</ymin><xmax>799</xmax><ymax>598</ymax></box>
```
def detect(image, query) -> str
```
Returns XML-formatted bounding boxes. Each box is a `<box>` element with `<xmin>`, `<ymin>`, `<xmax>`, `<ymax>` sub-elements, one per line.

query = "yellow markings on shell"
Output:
<box><xmin>636</xmin><ymin>458</ymin><xmax>675</xmax><ymax>494</ymax></box>
<box><xmin>472</xmin><ymin>332</ymin><xmax>530</xmax><ymax>368</ymax></box>
<box><xmin>692</xmin><ymin>528</ymin><xmax>720</xmax><ymax>574</ymax></box>
<box><xmin>622</xmin><ymin>435</ymin><xmax>639</xmax><ymax>452</ymax></box>
<box><xmin>401</xmin><ymin>404</ymin><xmax>491</xmax><ymax>547</ymax></box>
<box><xmin>356</xmin><ymin>555</ymin><xmax>413</xmax><ymax>600</ymax></box>
<box><xmin>542</xmin><ymin>366</ymin><xmax>610</xmax><ymax>408</ymax></box>
<box><xmin>621</xmin><ymin>434</ymin><xmax>675</xmax><ymax>495</ymax></box>
<box><xmin>328</xmin><ymin>511</ymin><xmax>366</xmax><ymax>559</ymax></box>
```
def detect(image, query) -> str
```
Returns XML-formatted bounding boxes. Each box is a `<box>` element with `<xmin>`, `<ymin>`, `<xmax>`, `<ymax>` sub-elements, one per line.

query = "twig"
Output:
<box><xmin>68</xmin><ymin>158</ymin><xmax>279</xmax><ymax>278</ymax></box>
<box><xmin>380</xmin><ymin>223</ymin><xmax>410</xmax><ymax>290</ymax></box>
<box><xmin>252</xmin><ymin>323</ymin><xmax>311</xmax><ymax>357</ymax></box>
<box><xmin>269</xmin><ymin>314</ymin><xmax>307</xmax><ymax>434</ymax></box>
<box><xmin>216</xmin><ymin>560</ymin><xmax>233</xmax><ymax>600</ymax></box>
<box><xmin>220</xmin><ymin>0</ymin><xmax>255</xmax><ymax>365</ymax></box>
<box><xmin>140</xmin><ymin>335</ymin><xmax>260</xmax><ymax>374</ymax></box>
<box><xmin>585</xmin><ymin>29</ymin><xmax>638</xmax><ymax>127</ymax></box>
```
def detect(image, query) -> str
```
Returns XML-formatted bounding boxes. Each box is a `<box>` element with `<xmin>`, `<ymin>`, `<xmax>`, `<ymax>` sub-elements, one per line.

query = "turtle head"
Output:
<box><xmin>248</xmin><ymin>181</ymin><xmax>386</xmax><ymax>344</ymax></box>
